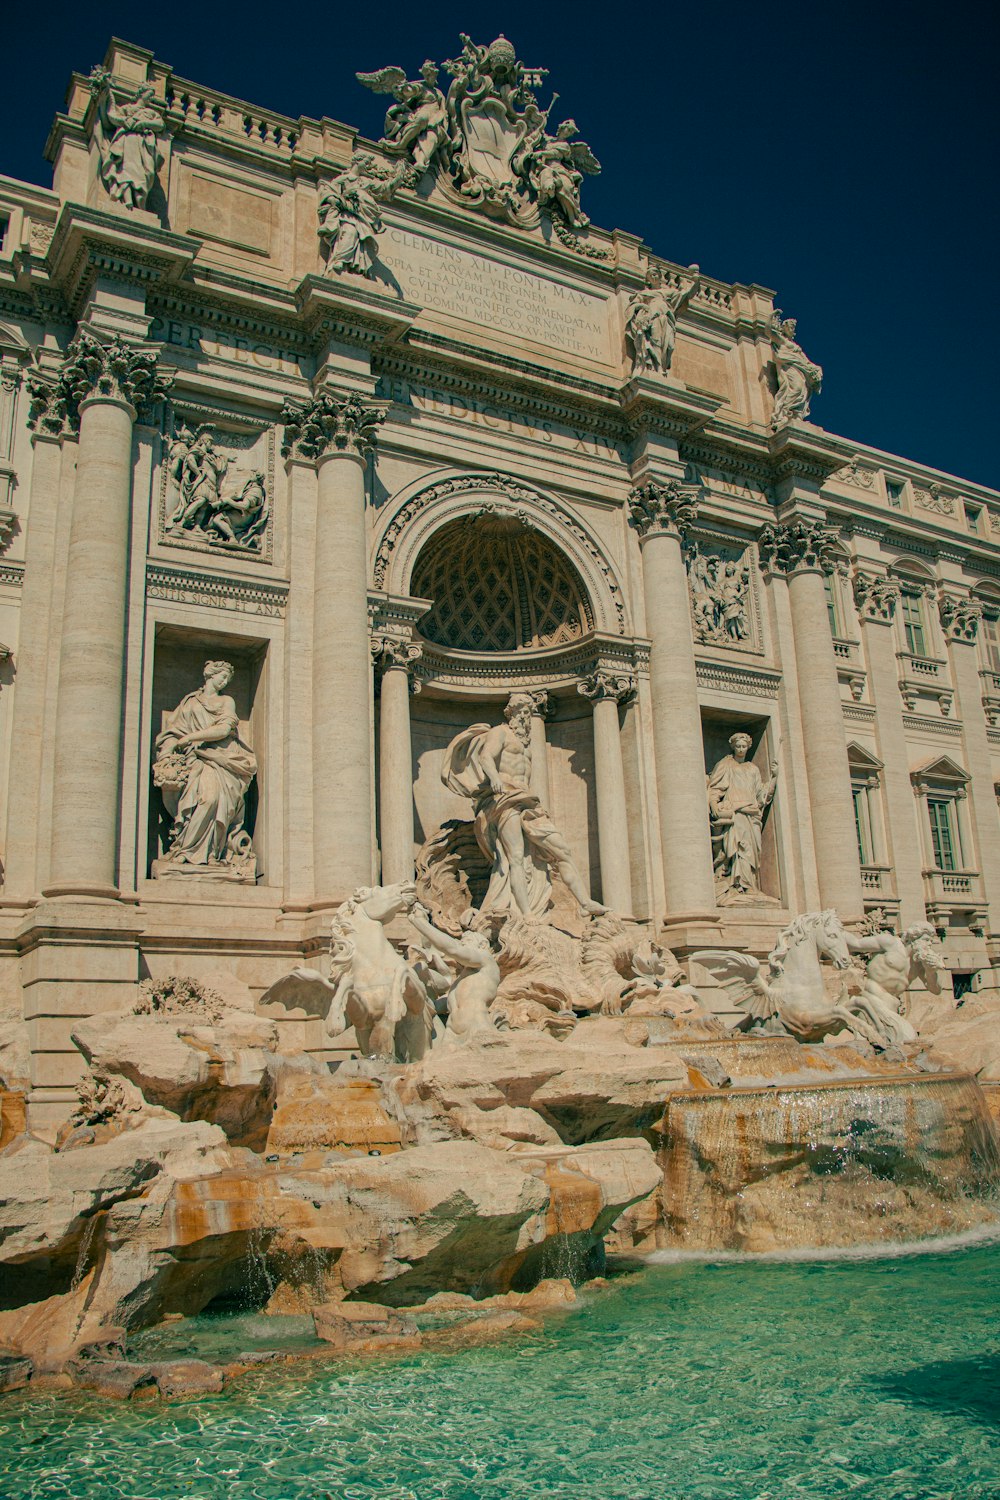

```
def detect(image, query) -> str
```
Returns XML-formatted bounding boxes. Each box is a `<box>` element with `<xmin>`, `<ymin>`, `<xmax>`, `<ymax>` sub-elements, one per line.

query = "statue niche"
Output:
<box><xmin>151</xmin><ymin>657</ymin><xmax>259</xmax><ymax>883</ymax></box>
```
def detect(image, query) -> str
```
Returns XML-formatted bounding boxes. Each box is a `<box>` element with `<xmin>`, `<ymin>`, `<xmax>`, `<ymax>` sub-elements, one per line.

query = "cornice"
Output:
<box><xmin>619</xmin><ymin>375</ymin><xmax>723</xmax><ymax>441</ymax></box>
<box><xmin>766</xmin><ymin>424</ymin><xmax>851</xmax><ymax>486</ymax></box>
<box><xmin>374</xmin><ymin>347</ymin><xmax>625</xmax><ymax>443</ymax></box>
<box><xmin>294</xmin><ymin>273</ymin><xmax>419</xmax><ymax>350</ymax></box>
<box><xmin>46</xmin><ymin>204</ymin><xmax>197</xmax><ymax>321</ymax></box>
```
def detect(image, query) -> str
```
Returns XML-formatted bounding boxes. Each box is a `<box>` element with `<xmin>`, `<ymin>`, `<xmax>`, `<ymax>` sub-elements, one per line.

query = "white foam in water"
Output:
<box><xmin>643</xmin><ymin>1215</ymin><xmax>1000</xmax><ymax>1265</ymax></box>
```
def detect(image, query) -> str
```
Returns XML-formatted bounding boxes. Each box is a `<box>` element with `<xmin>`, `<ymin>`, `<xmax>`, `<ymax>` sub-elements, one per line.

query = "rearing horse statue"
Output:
<box><xmin>326</xmin><ymin>882</ymin><xmax>435</xmax><ymax>1062</ymax></box>
<box><xmin>258</xmin><ymin>882</ymin><xmax>435</xmax><ymax>1063</ymax></box>
<box><xmin>693</xmin><ymin>909</ymin><xmax>880</xmax><ymax>1043</ymax></box>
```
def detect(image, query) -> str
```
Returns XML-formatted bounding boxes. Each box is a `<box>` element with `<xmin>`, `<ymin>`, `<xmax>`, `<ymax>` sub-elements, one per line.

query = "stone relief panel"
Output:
<box><xmin>158</xmin><ymin>409</ymin><xmax>274</xmax><ymax>562</ymax></box>
<box><xmin>684</xmin><ymin>537</ymin><xmax>759</xmax><ymax>652</ymax></box>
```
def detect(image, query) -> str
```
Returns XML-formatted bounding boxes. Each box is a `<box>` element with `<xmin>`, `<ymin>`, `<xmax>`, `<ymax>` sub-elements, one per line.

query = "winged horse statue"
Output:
<box><xmin>691</xmin><ymin>908</ymin><xmax>913</xmax><ymax>1048</ymax></box>
<box><xmin>260</xmin><ymin>882</ymin><xmax>436</xmax><ymax>1063</ymax></box>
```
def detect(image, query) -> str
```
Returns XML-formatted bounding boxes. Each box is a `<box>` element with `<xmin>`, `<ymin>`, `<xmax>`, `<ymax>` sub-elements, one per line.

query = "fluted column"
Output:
<box><xmin>528</xmin><ymin>690</ymin><xmax>552</xmax><ymax>805</ymax></box>
<box><xmin>373</xmin><ymin>634</ymin><xmax>422</xmax><ymax>885</ymax></box>
<box><xmin>45</xmin><ymin>330</ymin><xmax>171</xmax><ymax>897</ymax></box>
<box><xmin>578</xmin><ymin>669</ymin><xmax>635</xmax><ymax>913</ymax></box>
<box><xmin>280</xmin><ymin>454</ymin><xmax>319</xmax><ymax>911</ymax></box>
<box><xmin>852</xmin><ymin>571</ymin><xmax>926</xmax><ymax>926</ymax></box>
<box><xmin>629</xmin><ymin>480</ymin><xmax>716</xmax><ymax>917</ymax></box>
<box><xmin>4</xmin><ymin>376</ymin><xmax>68</xmax><ymax>895</ymax></box>
<box><xmin>938</xmin><ymin>593</ymin><xmax>1000</xmax><ymax>933</ymax></box>
<box><xmin>282</xmin><ymin>391</ymin><xmax>384</xmax><ymax>906</ymax></box>
<box><xmin>760</xmin><ymin>519</ymin><xmax>864</xmax><ymax>919</ymax></box>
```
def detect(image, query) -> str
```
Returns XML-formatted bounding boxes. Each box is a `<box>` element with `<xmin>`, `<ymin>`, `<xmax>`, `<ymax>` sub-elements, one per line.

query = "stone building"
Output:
<box><xmin>1</xmin><ymin>36</ymin><xmax>998</xmax><ymax>1132</ymax></box>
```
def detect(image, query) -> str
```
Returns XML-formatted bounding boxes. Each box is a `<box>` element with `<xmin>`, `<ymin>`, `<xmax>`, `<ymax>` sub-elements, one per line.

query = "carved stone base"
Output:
<box><xmin>715</xmin><ymin>883</ymin><xmax>781</xmax><ymax>908</ymax></box>
<box><xmin>151</xmin><ymin>857</ymin><xmax>258</xmax><ymax>885</ymax></box>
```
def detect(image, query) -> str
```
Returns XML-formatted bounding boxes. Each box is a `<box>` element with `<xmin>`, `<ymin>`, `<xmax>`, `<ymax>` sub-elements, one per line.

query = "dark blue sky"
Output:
<box><xmin>3</xmin><ymin>0</ymin><xmax>997</xmax><ymax>488</ymax></box>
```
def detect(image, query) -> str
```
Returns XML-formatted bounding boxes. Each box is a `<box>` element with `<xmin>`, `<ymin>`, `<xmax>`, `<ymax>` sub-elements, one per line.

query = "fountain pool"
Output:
<box><xmin>1</xmin><ymin>1231</ymin><xmax>998</xmax><ymax>1499</ymax></box>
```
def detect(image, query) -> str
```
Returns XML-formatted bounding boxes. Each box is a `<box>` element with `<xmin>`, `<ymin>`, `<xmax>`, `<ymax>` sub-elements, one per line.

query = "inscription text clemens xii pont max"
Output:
<box><xmin>379</xmin><ymin>228</ymin><xmax>609</xmax><ymax>361</ymax></box>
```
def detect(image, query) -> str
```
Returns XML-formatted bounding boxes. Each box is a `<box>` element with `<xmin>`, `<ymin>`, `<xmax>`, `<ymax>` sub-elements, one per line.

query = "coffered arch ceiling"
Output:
<box><xmin>411</xmin><ymin>512</ymin><xmax>593</xmax><ymax>652</ymax></box>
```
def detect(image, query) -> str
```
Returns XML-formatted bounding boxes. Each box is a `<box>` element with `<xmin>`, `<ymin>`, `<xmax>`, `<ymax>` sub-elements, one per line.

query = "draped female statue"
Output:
<box><xmin>152</xmin><ymin>660</ymin><xmax>258</xmax><ymax>881</ymax></box>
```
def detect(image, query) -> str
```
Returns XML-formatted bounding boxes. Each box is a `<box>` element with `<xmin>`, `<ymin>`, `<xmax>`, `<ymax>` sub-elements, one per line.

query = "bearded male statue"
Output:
<box><xmin>441</xmin><ymin>692</ymin><xmax>609</xmax><ymax>921</ymax></box>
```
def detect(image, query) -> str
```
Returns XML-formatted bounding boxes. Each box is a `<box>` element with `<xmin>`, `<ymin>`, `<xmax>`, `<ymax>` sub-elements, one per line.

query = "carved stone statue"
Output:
<box><xmin>358</xmin><ymin>34</ymin><xmax>602</xmax><ymax>240</ymax></box>
<box><xmin>355</xmin><ymin>61</ymin><xmax>448</xmax><ymax>174</ymax></box>
<box><xmin>625</xmin><ymin>266</ymin><xmax>699</xmax><ymax>376</ymax></box>
<box><xmin>844</xmin><ymin>918</ymin><xmax>948</xmax><ymax>1049</ymax></box>
<box><xmin>152</xmin><ymin>660</ymin><xmax>258</xmax><ymax>882</ymax></box>
<box><xmin>408</xmin><ymin>903</ymin><xmax>500</xmax><ymax>1042</ymax></box>
<box><xmin>769</xmin><ymin>311</ymin><xmax>823</xmax><ymax>429</ymax></box>
<box><xmin>707</xmin><ymin>733</ymin><xmax>777</xmax><ymax>903</ymax></box>
<box><xmin>517</xmin><ymin>110</ymin><xmax>600</xmax><ymax>229</ymax></box>
<box><xmin>88</xmin><ymin>68</ymin><xmax>165</xmax><ymax>211</ymax></box>
<box><xmin>318</xmin><ymin>154</ymin><xmax>387</xmax><ymax>277</ymax></box>
<box><xmin>166</xmin><ymin>424</ymin><xmax>270</xmax><ymax>552</ymax></box>
<box><xmin>441</xmin><ymin>691</ymin><xmax>609</xmax><ymax>921</ymax></box>
<box><xmin>687</xmin><ymin>543</ymin><xmax>751</xmax><ymax>644</ymax></box>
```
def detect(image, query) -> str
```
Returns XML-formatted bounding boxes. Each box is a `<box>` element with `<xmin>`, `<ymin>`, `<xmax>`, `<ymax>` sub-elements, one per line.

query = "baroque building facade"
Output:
<box><xmin>1</xmin><ymin>37</ymin><xmax>999</xmax><ymax>1130</ymax></box>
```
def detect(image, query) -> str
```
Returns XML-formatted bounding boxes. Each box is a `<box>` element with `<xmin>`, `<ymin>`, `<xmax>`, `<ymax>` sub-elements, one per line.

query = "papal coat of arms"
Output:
<box><xmin>356</xmin><ymin>34</ymin><xmax>601</xmax><ymax>245</ymax></box>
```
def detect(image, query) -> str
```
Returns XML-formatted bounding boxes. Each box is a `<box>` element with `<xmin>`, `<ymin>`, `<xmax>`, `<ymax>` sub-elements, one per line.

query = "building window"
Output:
<box><xmin>927</xmin><ymin>797</ymin><xmax>960</xmax><ymax>872</ymax></box>
<box><xmin>901</xmin><ymin>591</ymin><xmax>927</xmax><ymax>657</ymax></box>
<box><xmin>886</xmin><ymin>478</ymin><xmax>905</xmax><ymax>509</ymax></box>
<box><xmin>823</xmin><ymin>575</ymin><xmax>840</xmax><ymax>636</ymax></box>
<box><xmin>982</xmin><ymin>612</ymin><xmax>1000</xmax><ymax>673</ymax></box>
<box><xmin>852</xmin><ymin>785</ymin><xmax>874</xmax><ymax>864</ymax></box>
<box><xmin>964</xmin><ymin>503</ymin><xmax>983</xmax><ymax>535</ymax></box>
<box><xmin>952</xmin><ymin>971</ymin><xmax>974</xmax><ymax>1000</ymax></box>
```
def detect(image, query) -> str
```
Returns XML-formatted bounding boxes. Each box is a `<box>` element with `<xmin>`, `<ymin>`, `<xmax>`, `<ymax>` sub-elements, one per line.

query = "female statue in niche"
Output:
<box><xmin>152</xmin><ymin>660</ymin><xmax>258</xmax><ymax>881</ymax></box>
<box><xmin>707</xmin><ymin>732</ymin><xmax>778</xmax><ymax>905</ymax></box>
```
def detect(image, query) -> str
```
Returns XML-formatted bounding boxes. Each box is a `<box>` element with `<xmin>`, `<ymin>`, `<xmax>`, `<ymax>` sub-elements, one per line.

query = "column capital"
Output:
<box><xmin>281</xmin><ymin>389</ymin><xmax>386</xmax><ymax>463</ymax></box>
<box><xmin>371</xmin><ymin>631</ymin><xmax>423</xmax><ymax>692</ymax></box>
<box><xmin>527</xmin><ymin>688</ymin><xmax>553</xmax><ymax>720</ymax></box>
<box><xmin>27</xmin><ymin>328</ymin><xmax>171</xmax><ymax>436</ymax></box>
<box><xmin>628</xmin><ymin>478</ymin><xmax>699</xmax><ymax>541</ymax></box>
<box><xmin>25</xmin><ymin>371</ymin><xmax>73</xmax><ymax>440</ymax></box>
<box><xmin>758</xmin><ymin>517</ymin><xmax>838</xmax><ymax>577</ymax></box>
<box><xmin>852</xmin><ymin>569</ymin><xmax>900</xmax><ymax>625</ymax></box>
<box><xmin>578</xmin><ymin>669</ymin><xmax>636</xmax><ymax>707</ymax></box>
<box><xmin>938</xmin><ymin>591</ymin><xmax>982</xmax><ymax>644</ymax></box>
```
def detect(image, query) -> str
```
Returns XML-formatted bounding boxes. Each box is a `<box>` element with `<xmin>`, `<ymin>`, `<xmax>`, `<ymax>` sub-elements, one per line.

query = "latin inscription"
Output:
<box><xmin>380</xmin><ymin>229</ymin><xmax>609</xmax><ymax>362</ymax></box>
<box><xmin>375</xmin><ymin>377</ymin><xmax>626</xmax><ymax>462</ymax></box>
<box><xmin>148</xmin><ymin>317</ymin><xmax>306</xmax><ymax>377</ymax></box>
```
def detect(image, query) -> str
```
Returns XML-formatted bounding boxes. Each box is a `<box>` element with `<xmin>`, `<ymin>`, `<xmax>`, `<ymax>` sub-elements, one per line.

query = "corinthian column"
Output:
<box><xmin>373</xmin><ymin>633</ymin><xmax>422</xmax><ymax>885</ymax></box>
<box><xmin>759</xmin><ymin>518</ymin><xmax>864</xmax><ymax>919</ymax></box>
<box><xmin>629</xmin><ymin>480</ymin><xmax>716</xmax><ymax>918</ymax></box>
<box><xmin>282</xmin><ymin>391</ymin><xmax>385</xmax><ymax>906</ymax></box>
<box><xmin>578</xmin><ymin>669</ymin><xmax>635</xmax><ymax>913</ymax></box>
<box><xmin>45</xmin><ymin>330</ymin><xmax>171</xmax><ymax>897</ymax></box>
<box><xmin>527</xmin><ymin>690</ymin><xmax>552</xmax><ymax>806</ymax></box>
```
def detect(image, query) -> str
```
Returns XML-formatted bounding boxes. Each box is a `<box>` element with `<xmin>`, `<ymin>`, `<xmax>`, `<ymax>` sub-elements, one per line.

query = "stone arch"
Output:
<box><xmin>371</xmin><ymin>469</ymin><xmax>628</xmax><ymax>637</ymax></box>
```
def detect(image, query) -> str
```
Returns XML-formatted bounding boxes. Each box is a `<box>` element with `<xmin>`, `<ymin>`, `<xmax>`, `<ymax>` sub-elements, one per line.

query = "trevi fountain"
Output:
<box><xmin>0</xmin><ymin>31</ymin><xmax>997</xmax><ymax>1500</ymax></box>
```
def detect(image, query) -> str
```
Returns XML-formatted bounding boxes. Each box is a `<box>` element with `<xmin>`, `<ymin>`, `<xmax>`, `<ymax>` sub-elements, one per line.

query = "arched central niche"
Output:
<box><xmin>411</xmin><ymin>512</ymin><xmax>594</xmax><ymax>653</ymax></box>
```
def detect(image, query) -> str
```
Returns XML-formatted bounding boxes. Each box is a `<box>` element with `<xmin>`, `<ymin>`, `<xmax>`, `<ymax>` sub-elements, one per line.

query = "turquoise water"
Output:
<box><xmin>2</xmin><ymin>1235</ymin><xmax>999</xmax><ymax>1500</ymax></box>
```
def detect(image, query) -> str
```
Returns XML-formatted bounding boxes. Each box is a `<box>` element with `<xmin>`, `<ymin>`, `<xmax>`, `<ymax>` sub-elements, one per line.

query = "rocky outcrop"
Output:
<box><xmin>0</xmin><ymin>1020</ymin><xmax>31</xmax><ymax>1092</ymax></box>
<box><xmin>0</xmin><ymin>1122</ymin><xmax>659</xmax><ymax>1373</ymax></box>
<box><xmin>913</xmin><ymin>994</ymin><xmax>1000</xmax><ymax>1081</ymax></box>
<box><xmin>72</xmin><ymin>1011</ymin><xmax>280</xmax><ymax>1149</ymax></box>
<box><xmin>390</xmin><ymin>1026</ymin><xmax>688</xmax><ymax>1147</ymax></box>
<box><xmin>266</xmin><ymin>1072</ymin><xmax>403</xmax><ymax>1156</ymax></box>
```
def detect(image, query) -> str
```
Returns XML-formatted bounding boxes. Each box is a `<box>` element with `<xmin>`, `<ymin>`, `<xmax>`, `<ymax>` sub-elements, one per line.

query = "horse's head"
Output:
<box><xmin>815</xmin><ymin>908</ymin><xmax>853</xmax><ymax>970</ymax></box>
<box><xmin>353</xmin><ymin>880</ymin><xmax>416</xmax><ymax>923</ymax></box>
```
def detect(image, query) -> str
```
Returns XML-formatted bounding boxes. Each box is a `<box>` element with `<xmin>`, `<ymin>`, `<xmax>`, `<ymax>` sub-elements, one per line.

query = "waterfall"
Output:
<box><xmin>658</xmin><ymin>1074</ymin><xmax>1000</xmax><ymax>1253</ymax></box>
